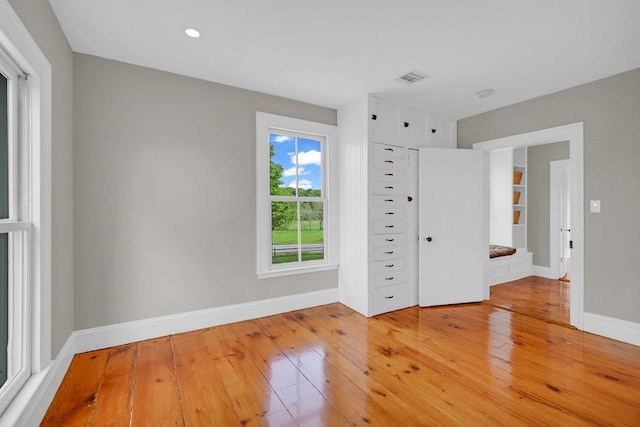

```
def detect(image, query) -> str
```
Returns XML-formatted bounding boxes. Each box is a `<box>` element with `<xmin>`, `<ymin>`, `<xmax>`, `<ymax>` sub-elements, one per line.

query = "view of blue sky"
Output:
<box><xmin>270</xmin><ymin>133</ymin><xmax>322</xmax><ymax>190</ymax></box>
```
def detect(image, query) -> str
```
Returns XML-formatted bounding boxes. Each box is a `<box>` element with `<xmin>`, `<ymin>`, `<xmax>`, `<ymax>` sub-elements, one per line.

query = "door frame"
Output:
<box><xmin>473</xmin><ymin>123</ymin><xmax>584</xmax><ymax>330</ymax></box>
<box><xmin>550</xmin><ymin>159</ymin><xmax>571</xmax><ymax>279</ymax></box>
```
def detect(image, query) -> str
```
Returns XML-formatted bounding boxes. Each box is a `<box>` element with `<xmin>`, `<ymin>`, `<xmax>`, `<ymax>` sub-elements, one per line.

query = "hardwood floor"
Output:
<box><xmin>486</xmin><ymin>275</ymin><xmax>570</xmax><ymax>325</ymax></box>
<box><xmin>42</xmin><ymin>296</ymin><xmax>640</xmax><ymax>426</ymax></box>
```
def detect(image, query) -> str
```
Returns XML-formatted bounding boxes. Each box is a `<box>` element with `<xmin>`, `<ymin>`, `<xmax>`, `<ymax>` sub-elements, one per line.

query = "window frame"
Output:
<box><xmin>256</xmin><ymin>112</ymin><xmax>338</xmax><ymax>278</ymax></box>
<box><xmin>0</xmin><ymin>46</ymin><xmax>31</xmax><ymax>414</ymax></box>
<box><xmin>0</xmin><ymin>1</ymin><xmax>52</xmax><ymax>419</ymax></box>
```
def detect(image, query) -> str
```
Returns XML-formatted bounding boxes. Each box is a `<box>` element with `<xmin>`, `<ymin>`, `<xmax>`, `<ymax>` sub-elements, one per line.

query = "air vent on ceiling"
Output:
<box><xmin>396</xmin><ymin>69</ymin><xmax>429</xmax><ymax>85</ymax></box>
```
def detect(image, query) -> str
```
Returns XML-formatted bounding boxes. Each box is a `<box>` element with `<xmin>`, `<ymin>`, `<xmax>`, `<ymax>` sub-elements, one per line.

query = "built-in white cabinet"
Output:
<box><xmin>337</xmin><ymin>95</ymin><xmax>458</xmax><ymax>317</ymax></box>
<box><xmin>369</xmin><ymin>97</ymin><xmax>456</xmax><ymax>150</ymax></box>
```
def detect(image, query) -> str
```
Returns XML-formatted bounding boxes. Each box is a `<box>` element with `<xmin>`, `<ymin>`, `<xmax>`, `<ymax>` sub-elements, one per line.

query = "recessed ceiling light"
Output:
<box><xmin>185</xmin><ymin>28</ymin><xmax>201</xmax><ymax>38</ymax></box>
<box><xmin>476</xmin><ymin>89</ymin><xmax>495</xmax><ymax>98</ymax></box>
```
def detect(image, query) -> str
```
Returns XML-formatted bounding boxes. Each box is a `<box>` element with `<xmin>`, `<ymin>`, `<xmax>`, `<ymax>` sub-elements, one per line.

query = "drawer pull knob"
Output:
<box><xmin>371</xmin><ymin>114</ymin><xmax>377</xmax><ymax>120</ymax></box>
<box><xmin>404</xmin><ymin>121</ymin><xmax>409</xmax><ymax>128</ymax></box>
<box><xmin>385</xmin><ymin>295</ymin><xmax>395</xmax><ymax>299</ymax></box>
<box><xmin>385</xmin><ymin>277</ymin><xmax>394</xmax><ymax>281</ymax></box>
<box><xmin>385</xmin><ymin>238</ymin><xmax>395</xmax><ymax>242</ymax></box>
<box><xmin>385</xmin><ymin>264</ymin><xmax>394</xmax><ymax>268</ymax></box>
<box><xmin>384</xmin><ymin>160</ymin><xmax>394</xmax><ymax>164</ymax></box>
<box><xmin>385</xmin><ymin>251</ymin><xmax>394</xmax><ymax>255</ymax></box>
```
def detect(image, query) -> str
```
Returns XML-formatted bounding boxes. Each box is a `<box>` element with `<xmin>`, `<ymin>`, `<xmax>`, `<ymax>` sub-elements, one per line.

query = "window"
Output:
<box><xmin>0</xmin><ymin>48</ymin><xmax>30</xmax><ymax>413</ymax></box>
<box><xmin>256</xmin><ymin>113</ymin><xmax>338</xmax><ymax>278</ymax></box>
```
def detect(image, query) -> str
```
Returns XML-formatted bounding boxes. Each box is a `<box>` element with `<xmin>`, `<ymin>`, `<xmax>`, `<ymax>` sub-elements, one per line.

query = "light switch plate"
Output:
<box><xmin>590</xmin><ymin>200</ymin><xmax>601</xmax><ymax>213</ymax></box>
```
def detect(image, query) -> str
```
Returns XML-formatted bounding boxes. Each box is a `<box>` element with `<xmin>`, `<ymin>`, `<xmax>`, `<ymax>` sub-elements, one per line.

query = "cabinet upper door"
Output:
<box><xmin>419</xmin><ymin>148</ymin><xmax>485</xmax><ymax>307</ymax></box>
<box><xmin>399</xmin><ymin>107</ymin><xmax>427</xmax><ymax>148</ymax></box>
<box><xmin>370</xmin><ymin>99</ymin><xmax>399</xmax><ymax>144</ymax></box>
<box><xmin>427</xmin><ymin>114</ymin><xmax>456</xmax><ymax>148</ymax></box>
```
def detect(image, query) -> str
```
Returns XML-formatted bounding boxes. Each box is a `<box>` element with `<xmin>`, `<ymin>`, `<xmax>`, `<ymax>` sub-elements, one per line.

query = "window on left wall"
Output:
<box><xmin>256</xmin><ymin>112</ymin><xmax>338</xmax><ymax>278</ymax></box>
<box><xmin>0</xmin><ymin>47</ymin><xmax>31</xmax><ymax>414</ymax></box>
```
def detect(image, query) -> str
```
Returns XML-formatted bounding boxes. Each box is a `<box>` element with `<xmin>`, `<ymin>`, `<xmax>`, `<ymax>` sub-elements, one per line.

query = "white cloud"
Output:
<box><xmin>282</xmin><ymin>166</ymin><xmax>308</xmax><ymax>177</ymax></box>
<box><xmin>288</xmin><ymin>179</ymin><xmax>313</xmax><ymax>190</ymax></box>
<box><xmin>273</xmin><ymin>135</ymin><xmax>294</xmax><ymax>143</ymax></box>
<box><xmin>291</xmin><ymin>150</ymin><xmax>321</xmax><ymax>166</ymax></box>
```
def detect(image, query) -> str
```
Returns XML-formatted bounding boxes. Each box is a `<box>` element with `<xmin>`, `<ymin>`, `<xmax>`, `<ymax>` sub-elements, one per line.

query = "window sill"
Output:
<box><xmin>257</xmin><ymin>264</ymin><xmax>338</xmax><ymax>279</ymax></box>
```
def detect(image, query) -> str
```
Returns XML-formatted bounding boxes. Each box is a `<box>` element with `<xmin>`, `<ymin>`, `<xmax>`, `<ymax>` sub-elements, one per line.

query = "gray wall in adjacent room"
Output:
<box><xmin>526</xmin><ymin>142</ymin><xmax>570</xmax><ymax>267</ymax></box>
<box><xmin>458</xmin><ymin>68</ymin><xmax>640</xmax><ymax>323</ymax></box>
<box><xmin>73</xmin><ymin>53</ymin><xmax>337</xmax><ymax>329</ymax></box>
<box><xmin>8</xmin><ymin>0</ymin><xmax>74</xmax><ymax>357</ymax></box>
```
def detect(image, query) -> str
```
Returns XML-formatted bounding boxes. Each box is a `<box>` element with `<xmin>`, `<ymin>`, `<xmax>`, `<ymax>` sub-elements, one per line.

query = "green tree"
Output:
<box><xmin>270</xmin><ymin>144</ymin><xmax>296</xmax><ymax>230</ymax></box>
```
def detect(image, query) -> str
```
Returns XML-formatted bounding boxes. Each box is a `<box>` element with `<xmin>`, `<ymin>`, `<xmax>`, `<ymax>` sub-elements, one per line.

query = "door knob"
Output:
<box><xmin>425</xmin><ymin>236</ymin><xmax>433</xmax><ymax>242</ymax></box>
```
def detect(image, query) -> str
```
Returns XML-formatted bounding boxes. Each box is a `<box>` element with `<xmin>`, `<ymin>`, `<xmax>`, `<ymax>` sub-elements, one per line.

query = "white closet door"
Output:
<box><xmin>419</xmin><ymin>148</ymin><xmax>485</xmax><ymax>306</ymax></box>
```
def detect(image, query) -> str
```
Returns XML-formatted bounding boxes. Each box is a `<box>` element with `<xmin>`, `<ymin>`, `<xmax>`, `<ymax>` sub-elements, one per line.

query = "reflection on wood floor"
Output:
<box><xmin>42</xmin><ymin>300</ymin><xmax>639</xmax><ymax>426</ymax></box>
<box><xmin>486</xmin><ymin>275</ymin><xmax>570</xmax><ymax>325</ymax></box>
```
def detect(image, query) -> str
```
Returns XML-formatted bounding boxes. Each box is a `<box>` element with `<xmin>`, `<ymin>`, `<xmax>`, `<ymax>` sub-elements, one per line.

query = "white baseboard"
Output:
<box><xmin>74</xmin><ymin>287</ymin><xmax>338</xmax><ymax>353</ymax></box>
<box><xmin>583</xmin><ymin>312</ymin><xmax>640</xmax><ymax>347</ymax></box>
<box><xmin>2</xmin><ymin>288</ymin><xmax>339</xmax><ymax>424</ymax></box>
<box><xmin>532</xmin><ymin>265</ymin><xmax>556</xmax><ymax>279</ymax></box>
<box><xmin>3</xmin><ymin>335</ymin><xmax>75</xmax><ymax>427</ymax></box>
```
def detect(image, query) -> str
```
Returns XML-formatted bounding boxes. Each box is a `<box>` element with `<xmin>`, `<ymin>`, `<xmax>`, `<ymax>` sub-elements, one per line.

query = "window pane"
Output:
<box><xmin>269</xmin><ymin>133</ymin><xmax>296</xmax><ymax>197</ymax></box>
<box><xmin>0</xmin><ymin>74</ymin><xmax>8</xmax><ymax>219</ymax></box>
<box><xmin>0</xmin><ymin>233</ymin><xmax>7</xmax><ymax>386</ymax></box>
<box><xmin>297</xmin><ymin>137</ymin><xmax>322</xmax><ymax>197</ymax></box>
<box><xmin>271</xmin><ymin>201</ymin><xmax>298</xmax><ymax>264</ymax></box>
<box><xmin>300</xmin><ymin>201</ymin><xmax>324</xmax><ymax>262</ymax></box>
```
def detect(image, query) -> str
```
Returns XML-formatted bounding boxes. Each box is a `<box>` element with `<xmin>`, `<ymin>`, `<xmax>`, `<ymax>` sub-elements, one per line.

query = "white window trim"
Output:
<box><xmin>0</xmin><ymin>0</ymin><xmax>52</xmax><ymax>415</ymax></box>
<box><xmin>256</xmin><ymin>112</ymin><xmax>338</xmax><ymax>278</ymax></box>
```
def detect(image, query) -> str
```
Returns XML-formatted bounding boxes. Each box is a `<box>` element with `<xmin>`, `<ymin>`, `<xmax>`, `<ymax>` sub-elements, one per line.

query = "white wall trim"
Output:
<box><xmin>1</xmin><ymin>288</ymin><xmax>339</xmax><ymax>423</ymax></box>
<box><xmin>473</xmin><ymin>122</ymin><xmax>584</xmax><ymax>330</ymax></box>
<box><xmin>74</xmin><ymin>288</ymin><xmax>338</xmax><ymax>353</ymax></box>
<box><xmin>1</xmin><ymin>335</ymin><xmax>74</xmax><ymax>426</ymax></box>
<box><xmin>532</xmin><ymin>265</ymin><xmax>556</xmax><ymax>279</ymax></box>
<box><xmin>584</xmin><ymin>312</ymin><xmax>640</xmax><ymax>347</ymax></box>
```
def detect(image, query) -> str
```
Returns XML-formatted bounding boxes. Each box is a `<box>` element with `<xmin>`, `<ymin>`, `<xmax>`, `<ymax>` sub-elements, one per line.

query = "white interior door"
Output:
<box><xmin>550</xmin><ymin>159</ymin><xmax>571</xmax><ymax>278</ymax></box>
<box><xmin>419</xmin><ymin>148</ymin><xmax>485</xmax><ymax>307</ymax></box>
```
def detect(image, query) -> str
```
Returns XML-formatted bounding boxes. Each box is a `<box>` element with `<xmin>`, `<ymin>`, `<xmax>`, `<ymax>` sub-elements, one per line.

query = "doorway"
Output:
<box><xmin>473</xmin><ymin>123</ymin><xmax>584</xmax><ymax>330</ymax></box>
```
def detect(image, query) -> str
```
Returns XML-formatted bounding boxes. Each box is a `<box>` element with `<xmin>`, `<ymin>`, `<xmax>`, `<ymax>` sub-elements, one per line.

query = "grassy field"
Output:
<box><xmin>272</xmin><ymin>220</ymin><xmax>324</xmax><ymax>245</ymax></box>
<box><xmin>272</xmin><ymin>230</ymin><xmax>323</xmax><ymax>245</ymax></box>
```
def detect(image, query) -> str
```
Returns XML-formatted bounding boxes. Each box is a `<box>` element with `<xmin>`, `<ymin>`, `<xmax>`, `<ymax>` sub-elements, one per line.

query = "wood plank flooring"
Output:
<box><xmin>43</xmin><ymin>292</ymin><xmax>640</xmax><ymax>425</ymax></box>
<box><xmin>486</xmin><ymin>275</ymin><xmax>570</xmax><ymax>325</ymax></box>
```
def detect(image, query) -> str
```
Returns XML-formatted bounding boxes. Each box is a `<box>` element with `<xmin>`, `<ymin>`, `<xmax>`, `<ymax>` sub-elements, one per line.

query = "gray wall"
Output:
<box><xmin>458</xmin><ymin>68</ymin><xmax>640</xmax><ymax>323</ymax></box>
<box><xmin>527</xmin><ymin>142</ymin><xmax>570</xmax><ymax>267</ymax></box>
<box><xmin>8</xmin><ymin>0</ymin><xmax>74</xmax><ymax>357</ymax></box>
<box><xmin>73</xmin><ymin>54</ymin><xmax>338</xmax><ymax>329</ymax></box>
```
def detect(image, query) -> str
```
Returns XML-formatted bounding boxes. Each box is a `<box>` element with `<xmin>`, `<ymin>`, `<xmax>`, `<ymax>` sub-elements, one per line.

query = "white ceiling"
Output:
<box><xmin>48</xmin><ymin>0</ymin><xmax>640</xmax><ymax>120</ymax></box>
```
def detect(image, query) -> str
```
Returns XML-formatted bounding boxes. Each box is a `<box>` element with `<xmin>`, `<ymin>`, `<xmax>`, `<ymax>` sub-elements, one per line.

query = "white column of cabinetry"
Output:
<box><xmin>370</xmin><ymin>143</ymin><xmax>410</xmax><ymax>315</ymax></box>
<box><xmin>337</xmin><ymin>95</ymin><xmax>457</xmax><ymax>317</ymax></box>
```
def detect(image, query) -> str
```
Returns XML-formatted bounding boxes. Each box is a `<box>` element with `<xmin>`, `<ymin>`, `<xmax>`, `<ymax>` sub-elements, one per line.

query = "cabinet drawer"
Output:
<box><xmin>371</xmin><ymin>181</ymin><xmax>406</xmax><ymax>196</ymax></box>
<box><xmin>370</xmin><ymin>168</ymin><xmax>407</xmax><ymax>183</ymax></box>
<box><xmin>372</xmin><ymin>233</ymin><xmax>405</xmax><ymax>247</ymax></box>
<box><xmin>372</xmin><ymin>258</ymin><xmax>405</xmax><ymax>274</ymax></box>
<box><xmin>372</xmin><ymin>283</ymin><xmax>409</xmax><ymax>315</ymax></box>
<box><xmin>372</xmin><ymin>270</ymin><xmax>405</xmax><ymax>289</ymax></box>
<box><xmin>372</xmin><ymin>195</ymin><xmax>405</xmax><ymax>207</ymax></box>
<box><xmin>372</xmin><ymin>219</ymin><xmax>405</xmax><ymax>234</ymax></box>
<box><xmin>371</xmin><ymin>154</ymin><xmax>406</xmax><ymax>171</ymax></box>
<box><xmin>372</xmin><ymin>245</ymin><xmax>405</xmax><ymax>261</ymax></box>
<box><xmin>372</xmin><ymin>143</ymin><xmax>407</xmax><ymax>160</ymax></box>
<box><xmin>372</xmin><ymin>206</ymin><xmax>404</xmax><ymax>220</ymax></box>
